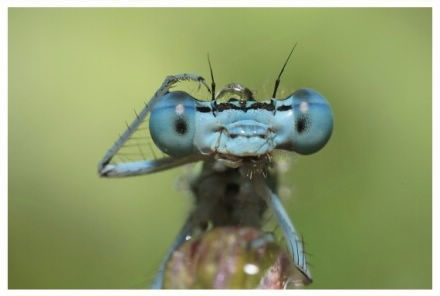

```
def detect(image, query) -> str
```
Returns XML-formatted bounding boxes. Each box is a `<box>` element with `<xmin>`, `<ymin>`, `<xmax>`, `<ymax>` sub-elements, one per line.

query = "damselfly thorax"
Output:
<box><xmin>98</xmin><ymin>47</ymin><xmax>333</xmax><ymax>289</ymax></box>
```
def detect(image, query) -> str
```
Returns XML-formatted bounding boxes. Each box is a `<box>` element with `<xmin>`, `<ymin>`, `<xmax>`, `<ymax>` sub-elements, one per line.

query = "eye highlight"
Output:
<box><xmin>149</xmin><ymin>91</ymin><xmax>196</xmax><ymax>157</ymax></box>
<box><xmin>288</xmin><ymin>88</ymin><xmax>333</xmax><ymax>154</ymax></box>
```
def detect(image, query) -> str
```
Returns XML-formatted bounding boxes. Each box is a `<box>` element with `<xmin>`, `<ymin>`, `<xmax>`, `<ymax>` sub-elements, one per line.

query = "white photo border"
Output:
<box><xmin>1</xmin><ymin>1</ymin><xmax>437</xmax><ymax>296</ymax></box>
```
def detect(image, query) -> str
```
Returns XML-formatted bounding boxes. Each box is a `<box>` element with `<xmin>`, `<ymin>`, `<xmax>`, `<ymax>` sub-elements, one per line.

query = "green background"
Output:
<box><xmin>9</xmin><ymin>8</ymin><xmax>431</xmax><ymax>289</ymax></box>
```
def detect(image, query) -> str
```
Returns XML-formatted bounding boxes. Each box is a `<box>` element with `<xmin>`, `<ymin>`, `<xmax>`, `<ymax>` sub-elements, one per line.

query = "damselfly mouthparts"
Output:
<box><xmin>98</xmin><ymin>47</ymin><xmax>333</xmax><ymax>289</ymax></box>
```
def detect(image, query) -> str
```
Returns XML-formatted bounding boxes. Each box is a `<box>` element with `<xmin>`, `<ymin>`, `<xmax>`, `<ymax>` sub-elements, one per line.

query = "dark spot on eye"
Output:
<box><xmin>293</xmin><ymin>89</ymin><xmax>310</xmax><ymax>98</ymax></box>
<box><xmin>296</xmin><ymin>116</ymin><xmax>309</xmax><ymax>133</ymax></box>
<box><xmin>175</xmin><ymin>117</ymin><xmax>187</xmax><ymax>135</ymax></box>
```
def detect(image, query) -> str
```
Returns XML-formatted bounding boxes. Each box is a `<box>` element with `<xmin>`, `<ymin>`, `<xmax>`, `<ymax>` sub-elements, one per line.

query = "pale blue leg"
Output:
<box><xmin>151</xmin><ymin>217</ymin><xmax>194</xmax><ymax>289</ymax></box>
<box><xmin>98</xmin><ymin>74</ymin><xmax>209</xmax><ymax>176</ymax></box>
<box><xmin>253</xmin><ymin>176</ymin><xmax>312</xmax><ymax>284</ymax></box>
<box><xmin>99</xmin><ymin>154</ymin><xmax>202</xmax><ymax>177</ymax></box>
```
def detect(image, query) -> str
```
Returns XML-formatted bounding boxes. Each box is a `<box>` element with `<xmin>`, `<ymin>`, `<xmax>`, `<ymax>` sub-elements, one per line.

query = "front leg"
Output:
<box><xmin>253</xmin><ymin>175</ymin><xmax>312</xmax><ymax>285</ymax></box>
<box><xmin>151</xmin><ymin>215</ymin><xmax>194</xmax><ymax>289</ymax></box>
<box><xmin>98</xmin><ymin>74</ymin><xmax>210</xmax><ymax>176</ymax></box>
<box><xmin>154</xmin><ymin>74</ymin><xmax>210</xmax><ymax>98</ymax></box>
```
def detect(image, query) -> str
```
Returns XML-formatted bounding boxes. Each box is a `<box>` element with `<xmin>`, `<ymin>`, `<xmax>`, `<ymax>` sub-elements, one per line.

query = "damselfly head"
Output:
<box><xmin>148</xmin><ymin>88</ymin><xmax>333</xmax><ymax>161</ymax></box>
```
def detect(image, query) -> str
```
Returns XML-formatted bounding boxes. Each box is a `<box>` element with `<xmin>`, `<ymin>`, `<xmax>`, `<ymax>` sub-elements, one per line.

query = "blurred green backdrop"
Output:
<box><xmin>9</xmin><ymin>8</ymin><xmax>431</xmax><ymax>289</ymax></box>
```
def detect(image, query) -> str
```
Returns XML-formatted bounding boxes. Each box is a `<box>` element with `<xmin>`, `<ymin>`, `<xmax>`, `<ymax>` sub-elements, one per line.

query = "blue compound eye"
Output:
<box><xmin>289</xmin><ymin>88</ymin><xmax>333</xmax><ymax>154</ymax></box>
<box><xmin>149</xmin><ymin>91</ymin><xmax>196</xmax><ymax>157</ymax></box>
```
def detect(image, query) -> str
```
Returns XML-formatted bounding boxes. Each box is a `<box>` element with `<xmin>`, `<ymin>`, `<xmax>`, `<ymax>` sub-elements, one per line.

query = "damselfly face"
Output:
<box><xmin>99</xmin><ymin>80</ymin><xmax>333</xmax><ymax>177</ymax></box>
<box><xmin>149</xmin><ymin>88</ymin><xmax>333</xmax><ymax>160</ymax></box>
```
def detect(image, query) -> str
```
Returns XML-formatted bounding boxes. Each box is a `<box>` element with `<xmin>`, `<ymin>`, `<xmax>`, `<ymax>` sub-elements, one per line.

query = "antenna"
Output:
<box><xmin>207</xmin><ymin>54</ymin><xmax>216</xmax><ymax>101</ymax></box>
<box><xmin>272</xmin><ymin>43</ymin><xmax>298</xmax><ymax>98</ymax></box>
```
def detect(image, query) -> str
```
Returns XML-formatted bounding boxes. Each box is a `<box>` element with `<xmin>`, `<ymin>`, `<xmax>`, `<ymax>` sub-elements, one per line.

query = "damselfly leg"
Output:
<box><xmin>253</xmin><ymin>173</ymin><xmax>312</xmax><ymax>283</ymax></box>
<box><xmin>98</xmin><ymin>74</ymin><xmax>210</xmax><ymax>177</ymax></box>
<box><xmin>151</xmin><ymin>216</ymin><xmax>194</xmax><ymax>289</ymax></box>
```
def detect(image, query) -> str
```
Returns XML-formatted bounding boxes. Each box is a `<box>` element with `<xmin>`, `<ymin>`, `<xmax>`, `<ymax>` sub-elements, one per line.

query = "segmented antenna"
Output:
<box><xmin>207</xmin><ymin>54</ymin><xmax>216</xmax><ymax>101</ymax></box>
<box><xmin>272</xmin><ymin>43</ymin><xmax>298</xmax><ymax>99</ymax></box>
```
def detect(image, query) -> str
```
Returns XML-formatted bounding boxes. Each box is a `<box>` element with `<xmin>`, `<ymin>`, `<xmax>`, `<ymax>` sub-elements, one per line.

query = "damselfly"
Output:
<box><xmin>98</xmin><ymin>46</ymin><xmax>333</xmax><ymax>289</ymax></box>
